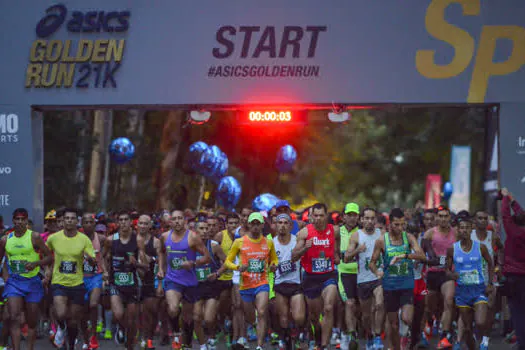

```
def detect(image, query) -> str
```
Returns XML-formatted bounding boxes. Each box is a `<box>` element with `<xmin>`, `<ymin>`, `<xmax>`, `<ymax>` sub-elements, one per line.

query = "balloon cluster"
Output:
<box><xmin>188</xmin><ymin>141</ymin><xmax>240</xmax><ymax>208</ymax></box>
<box><xmin>109</xmin><ymin>137</ymin><xmax>135</xmax><ymax>164</ymax></box>
<box><xmin>188</xmin><ymin>142</ymin><xmax>228</xmax><ymax>182</ymax></box>
<box><xmin>217</xmin><ymin>176</ymin><xmax>242</xmax><ymax>210</ymax></box>
<box><xmin>252</xmin><ymin>193</ymin><xmax>281</xmax><ymax>212</ymax></box>
<box><xmin>443</xmin><ymin>181</ymin><xmax>454</xmax><ymax>201</ymax></box>
<box><xmin>275</xmin><ymin>145</ymin><xmax>297</xmax><ymax>173</ymax></box>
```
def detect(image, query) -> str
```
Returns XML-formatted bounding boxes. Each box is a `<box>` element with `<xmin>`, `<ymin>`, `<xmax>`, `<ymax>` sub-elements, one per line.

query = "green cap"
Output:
<box><xmin>248</xmin><ymin>212</ymin><xmax>264</xmax><ymax>223</ymax></box>
<box><xmin>344</xmin><ymin>203</ymin><xmax>360</xmax><ymax>214</ymax></box>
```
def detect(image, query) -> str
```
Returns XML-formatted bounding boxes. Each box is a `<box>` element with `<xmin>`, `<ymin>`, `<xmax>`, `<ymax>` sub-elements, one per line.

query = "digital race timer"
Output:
<box><xmin>236</xmin><ymin>110</ymin><xmax>307</xmax><ymax>125</ymax></box>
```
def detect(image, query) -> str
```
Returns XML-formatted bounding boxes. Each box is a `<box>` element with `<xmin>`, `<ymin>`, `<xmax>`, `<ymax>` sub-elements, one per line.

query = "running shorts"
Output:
<box><xmin>84</xmin><ymin>274</ymin><xmax>103</xmax><ymax>301</ymax></box>
<box><xmin>455</xmin><ymin>284</ymin><xmax>488</xmax><ymax>308</ymax></box>
<box><xmin>413</xmin><ymin>278</ymin><xmax>428</xmax><ymax>303</ymax></box>
<box><xmin>357</xmin><ymin>279</ymin><xmax>381</xmax><ymax>301</ymax></box>
<box><xmin>109</xmin><ymin>284</ymin><xmax>140</xmax><ymax>305</ymax></box>
<box><xmin>239</xmin><ymin>284</ymin><xmax>270</xmax><ymax>303</ymax></box>
<box><xmin>51</xmin><ymin>283</ymin><xmax>86</xmax><ymax>305</ymax></box>
<box><xmin>339</xmin><ymin>272</ymin><xmax>358</xmax><ymax>301</ymax></box>
<box><xmin>383</xmin><ymin>288</ymin><xmax>413</xmax><ymax>313</ymax></box>
<box><xmin>426</xmin><ymin>271</ymin><xmax>452</xmax><ymax>292</ymax></box>
<box><xmin>198</xmin><ymin>281</ymin><xmax>221</xmax><ymax>301</ymax></box>
<box><xmin>274</xmin><ymin>283</ymin><xmax>303</xmax><ymax>298</ymax></box>
<box><xmin>303</xmin><ymin>271</ymin><xmax>338</xmax><ymax>299</ymax></box>
<box><xmin>164</xmin><ymin>280</ymin><xmax>199</xmax><ymax>303</ymax></box>
<box><xmin>3</xmin><ymin>275</ymin><xmax>44</xmax><ymax>303</ymax></box>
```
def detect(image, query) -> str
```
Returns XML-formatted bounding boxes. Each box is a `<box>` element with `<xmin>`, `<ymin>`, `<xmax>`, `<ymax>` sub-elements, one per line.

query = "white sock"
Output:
<box><xmin>482</xmin><ymin>336</ymin><xmax>489</xmax><ymax>345</ymax></box>
<box><xmin>104</xmin><ymin>310</ymin><xmax>112</xmax><ymax>331</ymax></box>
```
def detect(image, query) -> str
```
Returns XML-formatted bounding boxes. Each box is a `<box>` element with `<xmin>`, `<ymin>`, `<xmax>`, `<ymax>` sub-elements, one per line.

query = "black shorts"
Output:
<box><xmin>140</xmin><ymin>284</ymin><xmax>157</xmax><ymax>300</ymax></box>
<box><xmin>274</xmin><ymin>283</ymin><xmax>303</xmax><ymax>298</ymax></box>
<box><xmin>383</xmin><ymin>288</ymin><xmax>413</xmax><ymax>313</ymax></box>
<box><xmin>164</xmin><ymin>281</ymin><xmax>199</xmax><ymax>303</ymax></box>
<box><xmin>51</xmin><ymin>283</ymin><xmax>86</xmax><ymax>305</ymax></box>
<box><xmin>427</xmin><ymin>271</ymin><xmax>452</xmax><ymax>292</ymax></box>
<box><xmin>110</xmin><ymin>285</ymin><xmax>140</xmax><ymax>305</ymax></box>
<box><xmin>340</xmin><ymin>273</ymin><xmax>358</xmax><ymax>300</ymax></box>
<box><xmin>357</xmin><ymin>279</ymin><xmax>381</xmax><ymax>301</ymax></box>
<box><xmin>303</xmin><ymin>271</ymin><xmax>338</xmax><ymax>299</ymax></box>
<box><xmin>215</xmin><ymin>279</ymin><xmax>233</xmax><ymax>293</ymax></box>
<box><xmin>198</xmin><ymin>281</ymin><xmax>221</xmax><ymax>301</ymax></box>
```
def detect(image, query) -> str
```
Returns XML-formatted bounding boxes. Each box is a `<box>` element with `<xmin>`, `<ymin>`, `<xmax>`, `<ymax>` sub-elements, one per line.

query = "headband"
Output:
<box><xmin>276</xmin><ymin>213</ymin><xmax>292</xmax><ymax>223</ymax></box>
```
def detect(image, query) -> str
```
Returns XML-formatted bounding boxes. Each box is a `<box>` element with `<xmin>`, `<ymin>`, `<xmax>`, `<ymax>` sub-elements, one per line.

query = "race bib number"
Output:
<box><xmin>114</xmin><ymin>272</ymin><xmax>135</xmax><ymax>286</ymax></box>
<box><xmin>9</xmin><ymin>260</ymin><xmax>27</xmax><ymax>274</ymax></box>
<box><xmin>387</xmin><ymin>261</ymin><xmax>409</xmax><ymax>276</ymax></box>
<box><xmin>170</xmin><ymin>257</ymin><xmax>187</xmax><ymax>270</ymax></box>
<box><xmin>83</xmin><ymin>260</ymin><xmax>97</xmax><ymax>274</ymax></box>
<box><xmin>312</xmin><ymin>258</ymin><xmax>331</xmax><ymax>273</ymax></box>
<box><xmin>438</xmin><ymin>255</ymin><xmax>447</xmax><ymax>268</ymax></box>
<box><xmin>459</xmin><ymin>270</ymin><xmax>480</xmax><ymax>285</ymax></box>
<box><xmin>196</xmin><ymin>267</ymin><xmax>212</xmax><ymax>281</ymax></box>
<box><xmin>59</xmin><ymin>261</ymin><xmax>77</xmax><ymax>274</ymax></box>
<box><xmin>247</xmin><ymin>259</ymin><xmax>265</xmax><ymax>273</ymax></box>
<box><xmin>278</xmin><ymin>260</ymin><xmax>296</xmax><ymax>275</ymax></box>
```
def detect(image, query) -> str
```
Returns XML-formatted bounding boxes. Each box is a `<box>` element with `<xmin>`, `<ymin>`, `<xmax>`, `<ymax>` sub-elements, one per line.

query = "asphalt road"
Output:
<box><xmin>29</xmin><ymin>334</ymin><xmax>514</xmax><ymax>349</ymax></box>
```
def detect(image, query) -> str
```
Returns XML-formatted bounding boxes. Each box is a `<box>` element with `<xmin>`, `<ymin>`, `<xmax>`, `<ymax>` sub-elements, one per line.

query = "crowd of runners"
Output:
<box><xmin>0</xmin><ymin>188</ymin><xmax>523</xmax><ymax>350</ymax></box>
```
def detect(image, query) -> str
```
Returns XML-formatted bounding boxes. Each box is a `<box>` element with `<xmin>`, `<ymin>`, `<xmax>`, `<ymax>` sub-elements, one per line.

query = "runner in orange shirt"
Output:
<box><xmin>224</xmin><ymin>212</ymin><xmax>278</xmax><ymax>350</ymax></box>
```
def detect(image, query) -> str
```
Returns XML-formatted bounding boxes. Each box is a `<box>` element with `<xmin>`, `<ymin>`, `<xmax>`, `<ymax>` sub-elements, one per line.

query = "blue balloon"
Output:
<box><xmin>252</xmin><ymin>193</ymin><xmax>280</xmax><ymax>212</ymax></box>
<box><xmin>217</xmin><ymin>176</ymin><xmax>241</xmax><ymax>209</ymax></box>
<box><xmin>276</xmin><ymin>145</ymin><xmax>297</xmax><ymax>173</ymax></box>
<box><xmin>197</xmin><ymin>146</ymin><xmax>216</xmax><ymax>177</ymax></box>
<box><xmin>216</xmin><ymin>152</ymin><xmax>229</xmax><ymax>178</ymax></box>
<box><xmin>188</xmin><ymin>141</ymin><xmax>209</xmax><ymax>169</ymax></box>
<box><xmin>443</xmin><ymin>182</ymin><xmax>454</xmax><ymax>200</ymax></box>
<box><xmin>109</xmin><ymin>137</ymin><xmax>135</xmax><ymax>164</ymax></box>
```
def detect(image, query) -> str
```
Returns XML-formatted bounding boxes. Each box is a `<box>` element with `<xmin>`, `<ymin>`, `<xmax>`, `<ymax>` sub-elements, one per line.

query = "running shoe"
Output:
<box><xmin>171</xmin><ymin>335</ymin><xmax>182</xmax><ymax>349</ymax></box>
<box><xmin>365</xmin><ymin>339</ymin><xmax>374</xmax><ymax>350</ymax></box>
<box><xmin>247</xmin><ymin>325</ymin><xmax>257</xmax><ymax>342</ymax></box>
<box><xmin>437</xmin><ymin>337</ymin><xmax>453</xmax><ymax>349</ymax></box>
<box><xmin>114</xmin><ymin>326</ymin><xmax>125</xmax><ymax>345</ymax></box>
<box><xmin>452</xmin><ymin>342</ymin><xmax>461</xmax><ymax>350</ymax></box>
<box><xmin>103</xmin><ymin>329</ymin><xmax>112</xmax><ymax>340</ymax></box>
<box><xmin>146</xmin><ymin>338</ymin><xmax>155</xmax><ymax>350</ymax></box>
<box><xmin>373</xmin><ymin>335</ymin><xmax>384</xmax><ymax>349</ymax></box>
<box><xmin>400</xmin><ymin>336</ymin><xmax>409</xmax><ymax>350</ymax></box>
<box><xmin>278</xmin><ymin>340</ymin><xmax>286</xmax><ymax>350</ymax></box>
<box><xmin>479</xmin><ymin>343</ymin><xmax>489</xmax><ymax>350</ymax></box>
<box><xmin>96</xmin><ymin>321</ymin><xmax>103</xmax><ymax>334</ymax></box>
<box><xmin>82</xmin><ymin>344</ymin><xmax>89</xmax><ymax>350</ymax></box>
<box><xmin>208</xmin><ymin>338</ymin><xmax>217</xmax><ymax>350</ymax></box>
<box><xmin>89</xmin><ymin>335</ymin><xmax>99</xmax><ymax>349</ymax></box>
<box><xmin>340</xmin><ymin>333</ymin><xmax>349</xmax><ymax>350</ymax></box>
<box><xmin>53</xmin><ymin>325</ymin><xmax>66</xmax><ymax>348</ymax></box>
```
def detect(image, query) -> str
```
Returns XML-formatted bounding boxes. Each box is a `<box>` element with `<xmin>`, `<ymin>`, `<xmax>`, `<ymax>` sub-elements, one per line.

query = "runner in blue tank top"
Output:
<box><xmin>445</xmin><ymin>216</ymin><xmax>494</xmax><ymax>350</ymax></box>
<box><xmin>158</xmin><ymin>210</ymin><xmax>211</xmax><ymax>349</ymax></box>
<box><xmin>369</xmin><ymin>208</ymin><xmax>425</xmax><ymax>350</ymax></box>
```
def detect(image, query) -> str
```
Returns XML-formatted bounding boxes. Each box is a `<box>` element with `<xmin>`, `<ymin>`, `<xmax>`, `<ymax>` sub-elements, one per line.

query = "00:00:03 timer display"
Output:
<box><xmin>248</xmin><ymin>111</ymin><xmax>292</xmax><ymax>122</ymax></box>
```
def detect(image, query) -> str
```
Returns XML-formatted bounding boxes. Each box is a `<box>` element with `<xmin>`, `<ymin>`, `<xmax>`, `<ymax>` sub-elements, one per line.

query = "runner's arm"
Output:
<box><xmin>421</xmin><ymin>229</ymin><xmax>439</xmax><ymax>266</ymax></box>
<box><xmin>445</xmin><ymin>247</ymin><xmax>457</xmax><ymax>280</ymax></box>
<box><xmin>291</xmin><ymin>227</ymin><xmax>309</xmax><ymax>262</ymax></box>
<box><xmin>0</xmin><ymin>236</ymin><xmax>7</xmax><ymax>264</ymax></box>
<box><xmin>31</xmin><ymin>231</ymin><xmax>53</xmax><ymax>267</ymax></box>
<box><xmin>334</xmin><ymin>225</ymin><xmax>341</xmax><ymax>265</ymax></box>
<box><xmin>406</xmin><ymin>233</ymin><xmax>426</xmax><ymax>262</ymax></box>
<box><xmin>224</xmin><ymin>239</ymin><xmax>241</xmax><ymax>270</ymax></box>
<box><xmin>212</xmin><ymin>242</ymin><xmax>228</xmax><ymax>276</ymax></box>
<box><xmin>493</xmin><ymin>234</ymin><xmax>504</xmax><ymax>268</ymax></box>
<box><xmin>100</xmin><ymin>236</ymin><xmax>112</xmax><ymax>278</ymax></box>
<box><xmin>368</xmin><ymin>238</ymin><xmax>384</xmax><ymax>278</ymax></box>
<box><xmin>135</xmin><ymin>237</ymin><xmax>150</xmax><ymax>270</ymax></box>
<box><xmin>157</xmin><ymin>233</ymin><xmax>167</xmax><ymax>279</ymax></box>
<box><xmin>189</xmin><ymin>231</ymin><xmax>211</xmax><ymax>267</ymax></box>
<box><xmin>480</xmin><ymin>244</ymin><xmax>494</xmax><ymax>285</ymax></box>
<box><xmin>83</xmin><ymin>236</ymin><xmax>96</xmax><ymax>265</ymax></box>
<box><xmin>213</xmin><ymin>231</ymin><xmax>223</xmax><ymax>244</ymax></box>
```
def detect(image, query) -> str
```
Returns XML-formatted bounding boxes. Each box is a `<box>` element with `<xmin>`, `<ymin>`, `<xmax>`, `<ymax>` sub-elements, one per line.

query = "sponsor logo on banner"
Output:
<box><xmin>25</xmin><ymin>4</ymin><xmax>131</xmax><ymax>89</ymax></box>
<box><xmin>208</xmin><ymin>26</ymin><xmax>326</xmax><ymax>79</ymax></box>
<box><xmin>517</xmin><ymin>136</ymin><xmax>525</xmax><ymax>155</ymax></box>
<box><xmin>0</xmin><ymin>166</ymin><xmax>12</xmax><ymax>175</ymax></box>
<box><xmin>0</xmin><ymin>114</ymin><xmax>19</xmax><ymax>143</ymax></box>
<box><xmin>0</xmin><ymin>194</ymin><xmax>10</xmax><ymax>207</ymax></box>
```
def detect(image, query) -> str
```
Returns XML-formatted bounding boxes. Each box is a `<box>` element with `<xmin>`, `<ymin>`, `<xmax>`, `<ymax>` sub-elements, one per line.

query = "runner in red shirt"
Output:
<box><xmin>293</xmin><ymin>203</ymin><xmax>340</xmax><ymax>350</ymax></box>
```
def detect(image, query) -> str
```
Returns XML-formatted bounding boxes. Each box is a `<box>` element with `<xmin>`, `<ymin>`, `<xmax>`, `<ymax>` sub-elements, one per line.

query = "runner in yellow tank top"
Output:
<box><xmin>45</xmin><ymin>208</ymin><xmax>96</xmax><ymax>349</ymax></box>
<box><xmin>213</xmin><ymin>213</ymin><xmax>241</xmax><ymax>338</ymax></box>
<box><xmin>0</xmin><ymin>208</ymin><xmax>52</xmax><ymax>350</ymax></box>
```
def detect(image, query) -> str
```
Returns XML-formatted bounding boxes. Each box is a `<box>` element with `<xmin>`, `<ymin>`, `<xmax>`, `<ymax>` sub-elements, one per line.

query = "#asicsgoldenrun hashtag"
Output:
<box><xmin>208</xmin><ymin>66</ymin><xmax>216</xmax><ymax>77</ymax></box>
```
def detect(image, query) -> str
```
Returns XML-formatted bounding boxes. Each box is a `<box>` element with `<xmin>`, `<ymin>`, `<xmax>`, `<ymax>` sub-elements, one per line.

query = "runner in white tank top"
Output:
<box><xmin>345</xmin><ymin>208</ymin><xmax>384</xmax><ymax>350</ymax></box>
<box><xmin>273</xmin><ymin>213</ymin><xmax>305</xmax><ymax>349</ymax></box>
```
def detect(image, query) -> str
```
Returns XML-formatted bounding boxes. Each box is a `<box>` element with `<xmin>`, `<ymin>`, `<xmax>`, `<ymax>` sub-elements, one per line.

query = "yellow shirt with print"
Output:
<box><xmin>46</xmin><ymin>231</ymin><xmax>95</xmax><ymax>287</ymax></box>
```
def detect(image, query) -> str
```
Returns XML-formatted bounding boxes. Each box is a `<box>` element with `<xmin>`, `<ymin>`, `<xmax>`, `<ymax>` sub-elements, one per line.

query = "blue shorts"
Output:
<box><xmin>84</xmin><ymin>274</ymin><xmax>103</xmax><ymax>301</ymax></box>
<box><xmin>240</xmin><ymin>284</ymin><xmax>270</xmax><ymax>303</ymax></box>
<box><xmin>303</xmin><ymin>271</ymin><xmax>338</xmax><ymax>299</ymax></box>
<box><xmin>3</xmin><ymin>275</ymin><xmax>44</xmax><ymax>303</ymax></box>
<box><xmin>455</xmin><ymin>284</ymin><xmax>488</xmax><ymax>308</ymax></box>
<box><xmin>164</xmin><ymin>280</ymin><xmax>199</xmax><ymax>303</ymax></box>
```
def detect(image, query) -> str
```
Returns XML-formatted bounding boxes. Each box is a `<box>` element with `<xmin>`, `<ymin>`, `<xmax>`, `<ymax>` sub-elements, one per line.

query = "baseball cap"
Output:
<box><xmin>344</xmin><ymin>203</ymin><xmax>360</xmax><ymax>215</ymax></box>
<box><xmin>275</xmin><ymin>200</ymin><xmax>290</xmax><ymax>209</ymax></box>
<box><xmin>95</xmin><ymin>224</ymin><xmax>107</xmax><ymax>232</ymax></box>
<box><xmin>248</xmin><ymin>212</ymin><xmax>264</xmax><ymax>223</ymax></box>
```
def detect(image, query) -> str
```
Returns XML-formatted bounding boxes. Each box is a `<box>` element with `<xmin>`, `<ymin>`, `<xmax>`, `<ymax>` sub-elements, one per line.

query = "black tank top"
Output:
<box><xmin>143</xmin><ymin>235</ymin><xmax>158</xmax><ymax>285</ymax></box>
<box><xmin>111</xmin><ymin>232</ymin><xmax>138</xmax><ymax>286</ymax></box>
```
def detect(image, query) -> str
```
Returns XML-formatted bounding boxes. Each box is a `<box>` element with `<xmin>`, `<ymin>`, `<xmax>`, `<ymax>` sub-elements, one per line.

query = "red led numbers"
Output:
<box><xmin>248</xmin><ymin>111</ymin><xmax>292</xmax><ymax>122</ymax></box>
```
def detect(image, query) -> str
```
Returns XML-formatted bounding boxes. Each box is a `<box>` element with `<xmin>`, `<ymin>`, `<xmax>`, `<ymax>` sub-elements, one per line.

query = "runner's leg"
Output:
<box><xmin>254</xmin><ymin>291</ymin><xmax>269</xmax><ymax>348</ymax></box>
<box><xmin>320</xmin><ymin>284</ymin><xmax>338</xmax><ymax>347</ymax></box>
<box><xmin>440</xmin><ymin>281</ymin><xmax>456</xmax><ymax>337</ymax></box>
<box><xmin>7</xmin><ymin>297</ymin><xmax>23</xmax><ymax>350</ymax></box>
<box><xmin>24</xmin><ymin>302</ymin><xmax>40</xmax><ymax>350</ymax></box>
